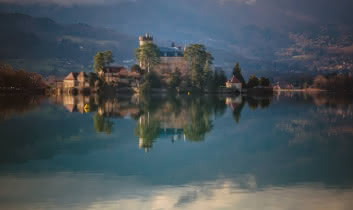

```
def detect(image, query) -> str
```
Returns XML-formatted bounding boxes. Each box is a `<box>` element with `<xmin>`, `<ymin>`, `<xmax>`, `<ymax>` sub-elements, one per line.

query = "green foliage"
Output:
<box><xmin>139</xmin><ymin>71</ymin><xmax>163</xmax><ymax>95</ymax></box>
<box><xmin>103</xmin><ymin>51</ymin><xmax>114</xmax><ymax>65</ymax></box>
<box><xmin>247</xmin><ymin>75</ymin><xmax>260</xmax><ymax>88</ymax></box>
<box><xmin>134</xmin><ymin>116</ymin><xmax>160</xmax><ymax>150</ymax></box>
<box><xmin>136</xmin><ymin>43</ymin><xmax>160</xmax><ymax>72</ymax></box>
<box><xmin>207</xmin><ymin>69</ymin><xmax>227</xmax><ymax>91</ymax></box>
<box><xmin>93</xmin><ymin>50</ymin><xmax>114</xmax><ymax>73</ymax></box>
<box><xmin>232</xmin><ymin>62</ymin><xmax>246</xmax><ymax>85</ymax></box>
<box><xmin>139</xmin><ymin>80</ymin><xmax>152</xmax><ymax>95</ymax></box>
<box><xmin>167</xmin><ymin>70</ymin><xmax>182</xmax><ymax>90</ymax></box>
<box><xmin>218</xmin><ymin>70</ymin><xmax>227</xmax><ymax>87</ymax></box>
<box><xmin>259</xmin><ymin>77</ymin><xmax>270</xmax><ymax>87</ymax></box>
<box><xmin>183</xmin><ymin>98</ymin><xmax>213</xmax><ymax>141</ymax></box>
<box><xmin>184</xmin><ymin>44</ymin><xmax>214</xmax><ymax>90</ymax></box>
<box><xmin>144</xmin><ymin>71</ymin><xmax>162</xmax><ymax>88</ymax></box>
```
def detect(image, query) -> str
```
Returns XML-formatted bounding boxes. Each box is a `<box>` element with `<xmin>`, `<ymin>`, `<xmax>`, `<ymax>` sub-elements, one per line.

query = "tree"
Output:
<box><xmin>232</xmin><ymin>62</ymin><xmax>246</xmax><ymax>85</ymax></box>
<box><xmin>103</xmin><ymin>50</ymin><xmax>114</xmax><ymax>66</ymax></box>
<box><xmin>93</xmin><ymin>52</ymin><xmax>104</xmax><ymax>73</ymax></box>
<box><xmin>313</xmin><ymin>75</ymin><xmax>328</xmax><ymax>89</ymax></box>
<box><xmin>0</xmin><ymin>63</ymin><xmax>47</xmax><ymax>90</ymax></box>
<box><xmin>218</xmin><ymin>70</ymin><xmax>227</xmax><ymax>87</ymax></box>
<box><xmin>184</xmin><ymin>44</ymin><xmax>214</xmax><ymax>90</ymax></box>
<box><xmin>247</xmin><ymin>75</ymin><xmax>259</xmax><ymax>88</ymax></box>
<box><xmin>93</xmin><ymin>51</ymin><xmax>114</xmax><ymax>73</ymax></box>
<box><xmin>136</xmin><ymin>43</ymin><xmax>160</xmax><ymax>72</ymax></box>
<box><xmin>139</xmin><ymin>71</ymin><xmax>163</xmax><ymax>95</ymax></box>
<box><xmin>259</xmin><ymin>77</ymin><xmax>270</xmax><ymax>87</ymax></box>
<box><xmin>167</xmin><ymin>69</ymin><xmax>182</xmax><ymax>90</ymax></box>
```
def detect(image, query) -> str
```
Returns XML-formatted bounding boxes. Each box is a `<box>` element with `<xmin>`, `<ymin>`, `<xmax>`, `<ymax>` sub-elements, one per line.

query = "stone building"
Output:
<box><xmin>63</xmin><ymin>72</ymin><xmax>89</xmax><ymax>89</ymax></box>
<box><xmin>99</xmin><ymin>66</ymin><xmax>141</xmax><ymax>87</ymax></box>
<box><xmin>138</xmin><ymin>34</ymin><xmax>189</xmax><ymax>77</ymax></box>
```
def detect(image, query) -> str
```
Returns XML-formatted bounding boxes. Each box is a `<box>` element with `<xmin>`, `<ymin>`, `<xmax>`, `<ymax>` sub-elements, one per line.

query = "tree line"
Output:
<box><xmin>93</xmin><ymin>44</ymin><xmax>272</xmax><ymax>93</ymax></box>
<box><xmin>313</xmin><ymin>73</ymin><xmax>353</xmax><ymax>92</ymax></box>
<box><xmin>0</xmin><ymin>63</ymin><xmax>47</xmax><ymax>92</ymax></box>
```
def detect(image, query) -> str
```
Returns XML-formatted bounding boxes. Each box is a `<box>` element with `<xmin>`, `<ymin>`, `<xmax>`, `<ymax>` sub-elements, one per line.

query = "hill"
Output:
<box><xmin>0</xmin><ymin>13</ymin><xmax>137</xmax><ymax>76</ymax></box>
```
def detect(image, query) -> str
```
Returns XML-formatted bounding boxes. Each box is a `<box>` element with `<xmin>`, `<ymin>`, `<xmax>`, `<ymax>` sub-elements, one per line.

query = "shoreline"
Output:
<box><xmin>273</xmin><ymin>88</ymin><xmax>326</xmax><ymax>92</ymax></box>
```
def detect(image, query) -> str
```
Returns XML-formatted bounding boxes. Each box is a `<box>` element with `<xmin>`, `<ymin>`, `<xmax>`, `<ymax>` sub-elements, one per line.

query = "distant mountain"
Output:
<box><xmin>0</xmin><ymin>13</ymin><xmax>137</xmax><ymax>75</ymax></box>
<box><xmin>0</xmin><ymin>11</ymin><xmax>352</xmax><ymax>78</ymax></box>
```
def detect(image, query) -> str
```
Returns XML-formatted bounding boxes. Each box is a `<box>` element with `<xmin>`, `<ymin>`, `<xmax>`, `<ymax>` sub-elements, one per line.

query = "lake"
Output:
<box><xmin>0</xmin><ymin>92</ymin><xmax>353</xmax><ymax>210</ymax></box>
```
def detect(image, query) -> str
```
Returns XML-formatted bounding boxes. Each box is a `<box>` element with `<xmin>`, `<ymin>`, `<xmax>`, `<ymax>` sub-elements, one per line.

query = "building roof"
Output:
<box><xmin>229</xmin><ymin>75</ymin><xmax>241</xmax><ymax>84</ymax></box>
<box><xmin>78</xmin><ymin>72</ymin><xmax>87</xmax><ymax>77</ymax></box>
<box><xmin>64</xmin><ymin>72</ymin><xmax>88</xmax><ymax>81</ymax></box>
<box><xmin>64</xmin><ymin>72</ymin><xmax>79</xmax><ymax>81</ymax></box>
<box><xmin>103</xmin><ymin>66</ymin><xmax>127</xmax><ymax>73</ymax></box>
<box><xmin>117</xmin><ymin>69</ymin><xmax>129</xmax><ymax>77</ymax></box>
<box><xmin>159</xmin><ymin>47</ymin><xmax>183</xmax><ymax>57</ymax></box>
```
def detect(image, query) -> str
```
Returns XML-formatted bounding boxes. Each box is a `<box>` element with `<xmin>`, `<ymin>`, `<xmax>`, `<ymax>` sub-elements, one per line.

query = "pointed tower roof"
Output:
<box><xmin>230</xmin><ymin>75</ymin><xmax>241</xmax><ymax>83</ymax></box>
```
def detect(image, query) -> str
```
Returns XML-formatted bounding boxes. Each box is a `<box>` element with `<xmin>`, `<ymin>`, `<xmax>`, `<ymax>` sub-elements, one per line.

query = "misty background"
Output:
<box><xmin>0</xmin><ymin>0</ymin><xmax>352</xmax><ymax>78</ymax></box>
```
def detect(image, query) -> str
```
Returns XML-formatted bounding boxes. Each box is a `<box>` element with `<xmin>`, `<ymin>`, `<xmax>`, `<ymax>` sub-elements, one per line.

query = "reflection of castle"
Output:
<box><xmin>138</xmin><ymin>33</ymin><xmax>189</xmax><ymax>76</ymax></box>
<box><xmin>137</xmin><ymin>109</ymin><xmax>191</xmax><ymax>151</ymax></box>
<box><xmin>53</xmin><ymin>95</ymin><xmax>234</xmax><ymax>152</ymax></box>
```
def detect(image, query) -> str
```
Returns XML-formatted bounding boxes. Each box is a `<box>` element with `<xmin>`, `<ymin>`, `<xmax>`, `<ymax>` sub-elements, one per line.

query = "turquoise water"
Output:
<box><xmin>0</xmin><ymin>93</ymin><xmax>353</xmax><ymax>210</ymax></box>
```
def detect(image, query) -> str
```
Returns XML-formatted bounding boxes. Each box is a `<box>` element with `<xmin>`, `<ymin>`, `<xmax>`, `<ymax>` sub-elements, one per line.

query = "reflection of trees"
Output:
<box><xmin>93</xmin><ymin>113</ymin><xmax>114</xmax><ymax>134</ymax></box>
<box><xmin>0</xmin><ymin>96</ymin><xmax>43</xmax><ymax>120</ymax></box>
<box><xmin>232</xmin><ymin>101</ymin><xmax>245</xmax><ymax>124</ymax></box>
<box><xmin>246</xmin><ymin>96</ymin><xmax>272</xmax><ymax>110</ymax></box>
<box><xmin>134</xmin><ymin>114</ymin><xmax>160</xmax><ymax>150</ymax></box>
<box><xmin>183</xmin><ymin>99</ymin><xmax>213</xmax><ymax>141</ymax></box>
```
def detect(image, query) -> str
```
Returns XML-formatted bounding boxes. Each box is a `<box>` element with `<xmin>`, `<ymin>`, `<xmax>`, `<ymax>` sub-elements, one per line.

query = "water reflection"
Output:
<box><xmin>0</xmin><ymin>95</ymin><xmax>44</xmax><ymax>120</ymax></box>
<box><xmin>51</xmin><ymin>94</ymin><xmax>231</xmax><ymax>150</ymax></box>
<box><xmin>0</xmin><ymin>93</ymin><xmax>353</xmax><ymax>209</ymax></box>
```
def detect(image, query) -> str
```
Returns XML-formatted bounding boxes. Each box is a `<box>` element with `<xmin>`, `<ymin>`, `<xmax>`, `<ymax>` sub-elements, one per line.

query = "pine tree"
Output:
<box><xmin>232</xmin><ymin>62</ymin><xmax>246</xmax><ymax>85</ymax></box>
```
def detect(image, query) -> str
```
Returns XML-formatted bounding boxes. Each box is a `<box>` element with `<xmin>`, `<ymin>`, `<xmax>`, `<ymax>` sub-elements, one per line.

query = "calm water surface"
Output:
<box><xmin>0</xmin><ymin>93</ymin><xmax>353</xmax><ymax>210</ymax></box>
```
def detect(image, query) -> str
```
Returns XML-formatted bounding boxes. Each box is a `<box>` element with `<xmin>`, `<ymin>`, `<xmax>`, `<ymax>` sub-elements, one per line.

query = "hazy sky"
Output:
<box><xmin>0</xmin><ymin>0</ymin><xmax>352</xmax><ymax>51</ymax></box>
<box><xmin>0</xmin><ymin>0</ymin><xmax>352</xmax><ymax>24</ymax></box>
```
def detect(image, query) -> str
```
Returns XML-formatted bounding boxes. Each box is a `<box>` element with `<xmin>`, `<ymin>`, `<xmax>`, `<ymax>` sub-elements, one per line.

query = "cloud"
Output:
<box><xmin>1</xmin><ymin>174</ymin><xmax>353</xmax><ymax>210</ymax></box>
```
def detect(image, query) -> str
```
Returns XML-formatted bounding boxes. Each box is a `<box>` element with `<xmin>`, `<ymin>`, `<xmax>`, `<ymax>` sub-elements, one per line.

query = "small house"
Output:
<box><xmin>63</xmin><ymin>72</ymin><xmax>89</xmax><ymax>89</ymax></box>
<box><xmin>226</xmin><ymin>75</ymin><xmax>242</xmax><ymax>91</ymax></box>
<box><xmin>100</xmin><ymin>66</ymin><xmax>141</xmax><ymax>86</ymax></box>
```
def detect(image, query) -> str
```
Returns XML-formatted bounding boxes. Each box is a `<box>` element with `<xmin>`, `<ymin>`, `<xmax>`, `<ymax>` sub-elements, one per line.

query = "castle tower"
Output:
<box><xmin>138</xmin><ymin>33</ymin><xmax>153</xmax><ymax>46</ymax></box>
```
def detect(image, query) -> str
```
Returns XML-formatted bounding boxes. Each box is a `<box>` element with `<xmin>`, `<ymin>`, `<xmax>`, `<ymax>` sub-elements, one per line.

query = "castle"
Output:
<box><xmin>138</xmin><ymin>34</ymin><xmax>189</xmax><ymax>77</ymax></box>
